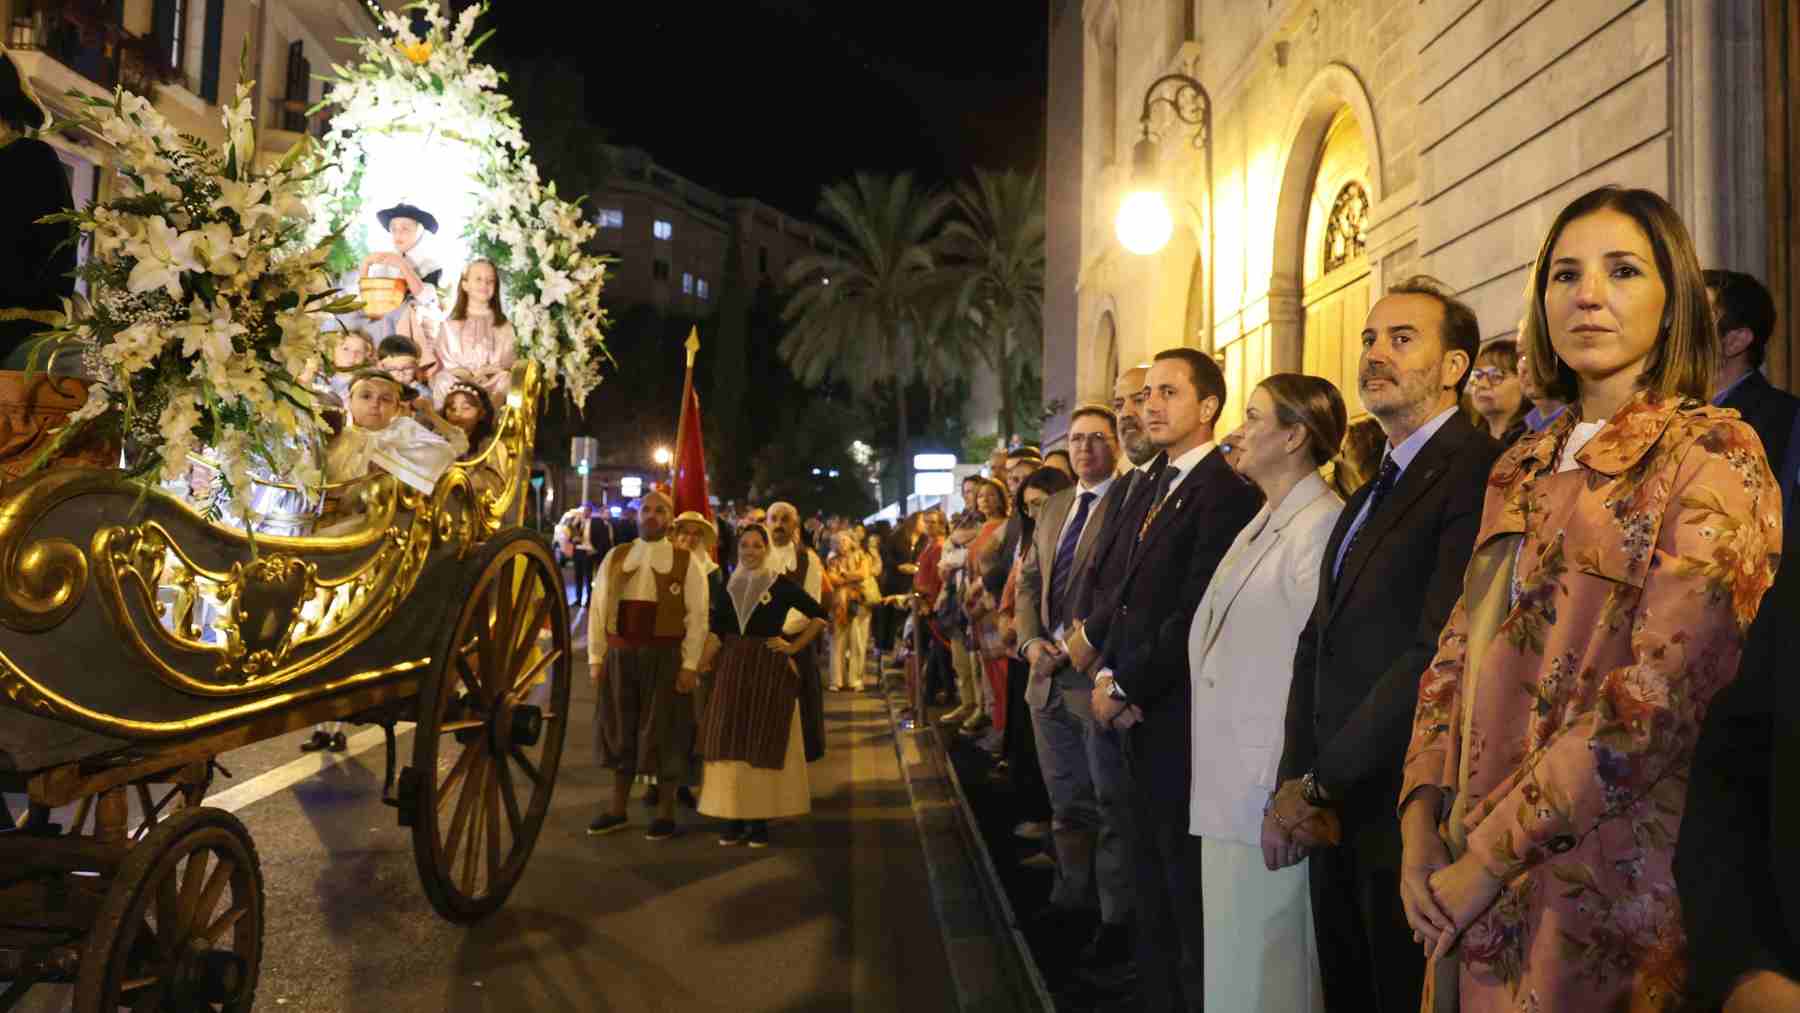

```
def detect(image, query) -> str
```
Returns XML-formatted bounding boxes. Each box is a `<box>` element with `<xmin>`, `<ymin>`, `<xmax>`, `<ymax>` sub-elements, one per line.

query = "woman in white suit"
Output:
<box><xmin>1188</xmin><ymin>373</ymin><xmax>1348</xmax><ymax>1012</ymax></box>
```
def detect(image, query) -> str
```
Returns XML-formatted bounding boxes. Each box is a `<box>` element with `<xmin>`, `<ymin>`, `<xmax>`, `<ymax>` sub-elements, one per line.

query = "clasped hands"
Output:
<box><xmin>1398</xmin><ymin>791</ymin><xmax>1504</xmax><ymax>961</ymax></box>
<box><xmin>1259</xmin><ymin>778</ymin><xmax>1333</xmax><ymax>871</ymax></box>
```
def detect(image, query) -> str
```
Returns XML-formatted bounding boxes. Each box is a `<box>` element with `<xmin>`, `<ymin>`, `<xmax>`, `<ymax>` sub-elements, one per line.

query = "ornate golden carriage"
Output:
<box><xmin>0</xmin><ymin>361</ymin><xmax>571</xmax><ymax>1012</ymax></box>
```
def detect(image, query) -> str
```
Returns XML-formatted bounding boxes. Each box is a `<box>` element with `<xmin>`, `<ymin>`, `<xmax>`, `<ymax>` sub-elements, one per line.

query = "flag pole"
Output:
<box><xmin>673</xmin><ymin>327</ymin><xmax>699</xmax><ymax>486</ymax></box>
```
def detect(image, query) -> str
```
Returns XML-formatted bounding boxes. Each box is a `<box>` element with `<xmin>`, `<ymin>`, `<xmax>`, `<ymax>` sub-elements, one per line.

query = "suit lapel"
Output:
<box><xmin>1121</xmin><ymin>451</ymin><xmax>1223</xmax><ymax>587</ymax></box>
<box><xmin>1200</xmin><ymin>512</ymin><xmax>1277</xmax><ymax>651</ymax></box>
<box><xmin>1071</xmin><ymin>481</ymin><xmax>1113</xmax><ymax>576</ymax></box>
<box><xmin>1330</xmin><ymin>419</ymin><xmax>1467</xmax><ymax>611</ymax></box>
<box><xmin>1038</xmin><ymin>487</ymin><xmax>1076</xmax><ymax>588</ymax></box>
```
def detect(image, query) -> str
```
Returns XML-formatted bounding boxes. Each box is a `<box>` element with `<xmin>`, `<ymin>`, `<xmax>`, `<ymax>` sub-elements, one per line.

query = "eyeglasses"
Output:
<box><xmin>1067</xmin><ymin>433</ymin><xmax>1113</xmax><ymax>448</ymax></box>
<box><xmin>1468</xmin><ymin>367</ymin><xmax>1513</xmax><ymax>385</ymax></box>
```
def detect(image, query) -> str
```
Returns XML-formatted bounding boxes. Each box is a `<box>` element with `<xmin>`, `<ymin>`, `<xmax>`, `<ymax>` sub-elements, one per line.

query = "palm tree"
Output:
<box><xmin>781</xmin><ymin>173</ymin><xmax>952</xmax><ymax>498</ymax></box>
<box><xmin>942</xmin><ymin>168</ymin><xmax>1046</xmax><ymax>445</ymax></box>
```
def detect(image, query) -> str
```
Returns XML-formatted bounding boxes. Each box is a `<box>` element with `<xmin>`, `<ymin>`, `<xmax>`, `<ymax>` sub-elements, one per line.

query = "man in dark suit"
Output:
<box><xmin>1016</xmin><ymin>404</ymin><xmax>1131</xmax><ymax>962</ymax></box>
<box><xmin>1706</xmin><ymin>269</ymin><xmax>1800</xmax><ymax>516</ymax></box>
<box><xmin>1675</xmin><ymin>519</ymin><xmax>1800</xmax><ymax>1012</ymax></box>
<box><xmin>1269</xmin><ymin>276</ymin><xmax>1498</xmax><ymax>1012</ymax></box>
<box><xmin>1080</xmin><ymin>348</ymin><xmax>1262</xmax><ymax>1011</ymax></box>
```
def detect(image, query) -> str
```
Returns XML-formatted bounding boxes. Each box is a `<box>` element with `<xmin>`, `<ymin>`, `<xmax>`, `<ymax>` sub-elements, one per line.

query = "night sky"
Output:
<box><xmin>476</xmin><ymin>1</ymin><xmax>1051</xmax><ymax>217</ymax></box>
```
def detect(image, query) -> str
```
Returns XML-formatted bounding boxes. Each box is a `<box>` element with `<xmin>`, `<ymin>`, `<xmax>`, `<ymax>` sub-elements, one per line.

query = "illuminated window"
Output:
<box><xmin>696</xmin><ymin>279</ymin><xmax>710</xmax><ymax>300</ymax></box>
<box><xmin>653</xmin><ymin>219</ymin><xmax>673</xmax><ymax>240</ymax></box>
<box><xmin>681</xmin><ymin>272</ymin><xmax>693</xmax><ymax>294</ymax></box>
<box><xmin>596</xmin><ymin>208</ymin><xmax>623</xmax><ymax>229</ymax></box>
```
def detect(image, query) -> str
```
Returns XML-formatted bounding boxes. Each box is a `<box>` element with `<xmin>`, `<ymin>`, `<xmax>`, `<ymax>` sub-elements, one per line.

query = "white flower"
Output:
<box><xmin>127</xmin><ymin>217</ymin><xmax>205</xmax><ymax>299</ymax></box>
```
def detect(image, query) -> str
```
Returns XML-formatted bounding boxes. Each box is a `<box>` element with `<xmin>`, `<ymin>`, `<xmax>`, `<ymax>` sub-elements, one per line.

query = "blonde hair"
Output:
<box><xmin>1521</xmin><ymin>186</ymin><xmax>1717</xmax><ymax>404</ymax></box>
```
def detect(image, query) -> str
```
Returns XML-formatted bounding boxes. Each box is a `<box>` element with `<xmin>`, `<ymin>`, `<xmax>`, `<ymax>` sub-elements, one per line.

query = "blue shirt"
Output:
<box><xmin>1711</xmin><ymin>370</ymin><xmax>1756</xmax><ymax>408</ymax></box>
<box><xmin>1523</xmin><ymin>403</ymin><xmax>1566</xmax><ymax>433</ymax></box>
<box><xmin>1332</xmin><ymin>406</ymin><xmax>1459</xmax><ymax>579</ymax></box>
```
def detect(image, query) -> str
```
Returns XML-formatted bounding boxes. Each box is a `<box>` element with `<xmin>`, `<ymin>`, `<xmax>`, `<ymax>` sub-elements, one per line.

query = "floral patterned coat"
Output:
<box><xmin>1399</xmin><ymin>391</ymin><xmax>1782</xmax><ymax>1012</ymax></box>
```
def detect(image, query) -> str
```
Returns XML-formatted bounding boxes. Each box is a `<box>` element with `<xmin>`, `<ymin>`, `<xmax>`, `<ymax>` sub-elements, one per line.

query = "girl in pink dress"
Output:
<box><xmin>426</xmin><ymin>259</ymin><xmax>516</xmax><ymax>407</ymax></box>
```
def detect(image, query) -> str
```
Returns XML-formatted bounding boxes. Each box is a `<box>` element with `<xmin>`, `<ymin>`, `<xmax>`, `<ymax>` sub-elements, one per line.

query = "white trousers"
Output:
<box><xmin>829</xmin><ymin>611</ymin><xmax>871</xmax><ymax>688</ymax></box>
<box><xmin>1199</xmin><ymin>836</ymin><xmax>1324</xmax><ymax>1012</ymax></box>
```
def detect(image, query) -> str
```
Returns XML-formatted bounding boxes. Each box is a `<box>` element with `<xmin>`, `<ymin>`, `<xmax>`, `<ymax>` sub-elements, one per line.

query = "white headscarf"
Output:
<box><xmin>725</xmin><ymin>558</ymin><xmax>777</xmax><ymax>635</ymax></box>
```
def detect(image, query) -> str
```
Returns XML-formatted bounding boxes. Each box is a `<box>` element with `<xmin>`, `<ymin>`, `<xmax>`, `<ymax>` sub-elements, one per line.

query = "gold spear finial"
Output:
<box><xmin>685</xmin><ymin>326</ymin><xmax>700</xmax><ymax>368</ymax></box>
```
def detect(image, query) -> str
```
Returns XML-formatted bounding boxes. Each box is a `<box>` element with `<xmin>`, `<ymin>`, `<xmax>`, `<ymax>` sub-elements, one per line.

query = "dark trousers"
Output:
<box><xmin>1128</xmin><ymin>787</ymin><xmax>1204</xmax><ymax>1011</ymax></box>
<box><xmin>873</xmin><ymin>603</ymin><xmax>901</xmax><ymax>652</ymax></box>
<box><xmin>1003</xmin><ymin>658</ymin><xmax>1048</xmax><ymax>819</ymax></box>
<box><xmin>1308</xmin><ymin>797</ymin><xmax>1424</xmax><ymax>1013</ymax></box>
<box><xmin>572</xmin><ymin>550</ymin><xmax>594</xmax><ymax>605</ymax></box>
<box><xmin>925</xmin><ymin>627</ymin><xmax>955</xmax><ymax>703</ymax></box>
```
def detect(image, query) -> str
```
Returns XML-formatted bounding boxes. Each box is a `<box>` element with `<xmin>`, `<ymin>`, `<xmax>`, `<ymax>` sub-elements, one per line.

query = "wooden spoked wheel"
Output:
<box><xmin>72</xmin><ymin>807</ymin><xmax>263</xmax><ymax>1013</ymax></box>
<box><xmin>412</xmin><ymin>531</ymin><xmax>570</xmax><ymax>923</ymax></box>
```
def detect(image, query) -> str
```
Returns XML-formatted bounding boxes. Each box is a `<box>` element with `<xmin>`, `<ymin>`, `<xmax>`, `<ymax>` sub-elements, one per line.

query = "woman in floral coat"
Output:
<box><xmin>1396</xmin><ymin>186</ymin><xmax>1782</xmax><ymax>1012</ymax></box>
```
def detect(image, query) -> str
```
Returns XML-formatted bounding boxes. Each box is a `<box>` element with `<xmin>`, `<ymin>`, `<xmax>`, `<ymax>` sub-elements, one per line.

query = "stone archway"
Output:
<box><xmin>1269</xmin><ymin>63</ymin><xmax>1384</xmax><ymax>380</ymax></box>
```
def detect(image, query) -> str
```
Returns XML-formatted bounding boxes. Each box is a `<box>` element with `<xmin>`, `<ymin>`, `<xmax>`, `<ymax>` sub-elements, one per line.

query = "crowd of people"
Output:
<box><xmin>758</xmin><ymin>186</ymin><xmax>1793</xmax><ymax>1013</ymax></box>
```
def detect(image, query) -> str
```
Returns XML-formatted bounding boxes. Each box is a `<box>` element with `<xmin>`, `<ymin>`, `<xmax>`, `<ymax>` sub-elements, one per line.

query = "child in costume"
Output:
<box><xmin>357</xmin><ymin>201</ymin><xmax>444</xmax><ymax>345</ymax></box>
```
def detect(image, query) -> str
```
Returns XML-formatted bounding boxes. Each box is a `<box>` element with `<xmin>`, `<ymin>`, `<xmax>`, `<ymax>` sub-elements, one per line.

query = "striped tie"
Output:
<box><xmin>1049</xmin><ymin>491</ymin><xmax>1095</xmax><ymax>631</ymax></box>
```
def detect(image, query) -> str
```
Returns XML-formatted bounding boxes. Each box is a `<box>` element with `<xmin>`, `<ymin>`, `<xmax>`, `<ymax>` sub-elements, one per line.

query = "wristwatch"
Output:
<box><xmin>1105</xmin><ymin>678</ymin><xmax>1128</xmax><ymax>702</ymax></box>
<box><xmin>1301</xmin><ymin>771</ymin><xmax>1335</xmax><ymax>807</ymax></box>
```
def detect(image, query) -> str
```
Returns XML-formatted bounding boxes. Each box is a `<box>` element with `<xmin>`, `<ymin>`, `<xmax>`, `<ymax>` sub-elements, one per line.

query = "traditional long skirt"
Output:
<box><xmin>697</xmin><ymin>638</ymin><xmax>810</xmax><ymax>820</ymax></box>
<box><xmin>594</xmin><ymin>642</ymin><xmax>694</xmax><ymax>782</ymax></box>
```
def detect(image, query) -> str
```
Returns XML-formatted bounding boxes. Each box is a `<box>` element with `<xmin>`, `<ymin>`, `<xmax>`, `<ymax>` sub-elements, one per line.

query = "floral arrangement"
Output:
<box><xmin>310</xmin><ymin>1</ymin><xmax>612</xmax><ymax>404</ymax></box>
<box><xmin>37</xmin><ymin>84</ymin><xmax>357</xmax><ymax>514</ymax></box>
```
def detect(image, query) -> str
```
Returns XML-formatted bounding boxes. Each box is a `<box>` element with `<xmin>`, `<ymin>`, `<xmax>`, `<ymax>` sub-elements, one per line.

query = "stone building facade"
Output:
<box><xmin>1046</xmin><ymin>0</ymin><xmax>1790</xmax><ymax>442</ymax></box>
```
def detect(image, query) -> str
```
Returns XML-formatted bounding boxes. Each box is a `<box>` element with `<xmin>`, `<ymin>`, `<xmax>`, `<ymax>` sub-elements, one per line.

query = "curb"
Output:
<box><xmin>878</xmin><ymin>667</ymin><xmax>1054</xmax><ymax>1013</ymax></box>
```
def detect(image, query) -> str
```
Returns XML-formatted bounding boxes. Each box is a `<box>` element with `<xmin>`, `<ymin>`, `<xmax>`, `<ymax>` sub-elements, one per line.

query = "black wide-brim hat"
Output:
<box><xmin>375</xmin><ymin>202</ymin><xmax>439</xmax><ymax>234</ymax></box>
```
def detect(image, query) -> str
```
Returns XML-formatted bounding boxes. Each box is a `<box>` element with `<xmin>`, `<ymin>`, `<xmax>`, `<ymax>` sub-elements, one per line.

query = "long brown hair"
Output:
<box><xmin>1521</xmin><ymin>186</ymin><xmax>1716</xmax><ymax>404</ymax></box>
<box><xmin>449</xmin><ymin>259</ymin><xmax>508</xmax><ymax>324</ymax></box>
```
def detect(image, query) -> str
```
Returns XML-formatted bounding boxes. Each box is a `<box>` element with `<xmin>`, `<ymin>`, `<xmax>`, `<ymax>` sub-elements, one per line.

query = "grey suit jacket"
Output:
<box><xmin>1017</xmin><ymin>481</ymin><xmax>1115</xmax><ymax>707</ymax></box>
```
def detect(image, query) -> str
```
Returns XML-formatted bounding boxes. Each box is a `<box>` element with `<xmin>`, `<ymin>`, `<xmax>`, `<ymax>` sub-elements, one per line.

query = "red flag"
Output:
<box><xmin>672</xmin><ymin>328</ymin><xmax>712</xmax><ymax>522</ymax></box>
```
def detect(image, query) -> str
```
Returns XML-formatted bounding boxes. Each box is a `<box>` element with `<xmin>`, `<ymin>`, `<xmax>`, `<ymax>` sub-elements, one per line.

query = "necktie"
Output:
<box><xmin>1136</xmin><ymin>464</ymin><xmax>1177</xmax><ymax>543</ymax></box>
<box><xmin>1049</xmin><ymin>491</ymin><xmax>1095</xmax><ymax>630</ymax></box>
<box><xmin>1339</xmin><ymin>454</ymin><xmax>1401</xmax><ymax>571</ymax></box>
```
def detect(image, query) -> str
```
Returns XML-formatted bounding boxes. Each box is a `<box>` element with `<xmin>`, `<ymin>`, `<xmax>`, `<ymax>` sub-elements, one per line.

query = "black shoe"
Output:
<box><xmin>586</xmin><ymin>813</ymin><xmax>628</xmax><ymax>836</ymax></box>
<box><xmin>718</xmin><ymin>820</ymin><xmax>748</xmax><ymax>846</ymax></box>
<box><xmin>299</xmin><ymin>730</ymin><xmax>331</xmax><ymax>753</ymax></box>
<box><xmin>642</xmin><ymin>785</ymin><xmax>660</xmax><ymax>808</ymax></box>
<box><xmin>645</xmin><ymin>818</ymin><xmax>676</xmax><ymax>841</ymax></box>
<box><xmin>745</xmin><ymin>821</ymin><xmax>770</xmax><ymax>848</ymax></box>
<box><xmin>328</xmin><ymin>732</ymin><xmax>348</xmax><ymax>753</ymax></box>
<box><xmin>1079</xmin><ymin>921</ymin><xmax>1134</xmax><ymax>968</ymax></box>
<box><xmin>677</xmin><ymin>786</ymin><xmax>698</xmax><ymax>810</ymax></box>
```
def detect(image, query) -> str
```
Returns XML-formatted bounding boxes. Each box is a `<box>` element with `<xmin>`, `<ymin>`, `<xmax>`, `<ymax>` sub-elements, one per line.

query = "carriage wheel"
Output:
<box><xmin>412</xmin><ymin>531</ymin><xmax>570</xmax><ymax>923</ymax></box>
<box><xmin>72</xmin><ymin>807</ymin><xmax>263</xmax><ymax>1013</ymax></box>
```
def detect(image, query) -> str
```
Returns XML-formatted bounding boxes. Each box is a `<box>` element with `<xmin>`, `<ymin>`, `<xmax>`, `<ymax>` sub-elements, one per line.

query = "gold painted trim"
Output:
<box><xmin>0</xmin><ymin>652</ymin><xmax>430</xmax><ymax>736</ymax></box>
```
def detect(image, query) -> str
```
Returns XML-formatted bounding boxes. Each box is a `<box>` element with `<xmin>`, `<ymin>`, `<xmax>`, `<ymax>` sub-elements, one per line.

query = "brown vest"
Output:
<box><xmin>603</xmin><ymin>542</ymin><xmax>692</xmax><ymax>647</ymax></box>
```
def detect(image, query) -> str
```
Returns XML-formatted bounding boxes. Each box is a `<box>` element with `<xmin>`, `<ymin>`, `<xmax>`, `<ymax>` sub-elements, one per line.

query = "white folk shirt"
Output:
<box><xmin>586</xmin><ymin>538</ymin><xmax>708</xmax><ymax>669</ymax></box>
<box><xmin>764</xmin><ymin>540</ymin><xmax>823</xmax><ymax>634</ymax></box>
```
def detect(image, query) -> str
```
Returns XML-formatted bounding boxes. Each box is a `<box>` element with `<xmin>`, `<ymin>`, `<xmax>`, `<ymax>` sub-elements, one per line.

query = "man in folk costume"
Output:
<box><xmin>764</xmin><ymin>503</ymin><xmax>827</xmax><ymax>762</ymax></box>
<box><xmin>353</xmin><ymin>201</ymin><xmax>445</xmax><ymax>345</ymax></box>
<box><xmin>586</xmin><ymin>490</ymin><xmax>709</xmax><ymax>840</ymax></box>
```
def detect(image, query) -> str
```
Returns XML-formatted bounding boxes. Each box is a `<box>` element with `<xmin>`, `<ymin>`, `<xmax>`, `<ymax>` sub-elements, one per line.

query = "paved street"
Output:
<box><xmin>14</xmin><ymin>636</ymin><xmax>956</xmax><ymax>1012</ymax></box>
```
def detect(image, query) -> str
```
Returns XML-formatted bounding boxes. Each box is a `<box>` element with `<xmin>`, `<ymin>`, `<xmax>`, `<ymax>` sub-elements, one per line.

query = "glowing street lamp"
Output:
<box><xmin>652</xmin><ymin>446</ymin><xmax>672</xmax><ymax>466</ymax></box>
<box><xmin>1116</xmin><ymin>189</ymin><xmax>1175</xmax><ymax>256</ymax></box>
<box><xmin>1116</xmin><ymin>72</ymin><xmax>1217</xmax><ymax>350</ymax></box>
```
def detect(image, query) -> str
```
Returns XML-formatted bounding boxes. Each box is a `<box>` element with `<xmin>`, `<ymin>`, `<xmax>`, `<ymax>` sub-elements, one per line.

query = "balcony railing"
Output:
<box><xmin>6</xmin><ymin>2</ymin><xmax>177</xmax><ymax>98</ymax></box>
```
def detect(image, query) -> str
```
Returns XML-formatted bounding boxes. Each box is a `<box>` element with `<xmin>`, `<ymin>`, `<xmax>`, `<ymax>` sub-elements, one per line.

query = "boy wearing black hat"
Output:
<box><xmin>355</xmin><ymin>201</ymin><xmax>444</xmax><ymax>343</ymax></box>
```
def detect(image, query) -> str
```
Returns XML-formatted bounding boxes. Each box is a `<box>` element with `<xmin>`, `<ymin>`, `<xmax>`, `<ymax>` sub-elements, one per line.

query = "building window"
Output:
<box><xmin>758</xmin><ymin>246</ymin><xmax>769</xmax><ymax>274</ymax></box>
<box><xmin>681</xmin><ymin>272</ymin><xmax>694</xmax><ymax>294</ymax></box>
<box><xmin>653</xmin><ymin>219</ymin><xmax>673</xmax><ymax>240</ymax></box>
<box><xmin>1323</xmin><ymin>181</ymin><xmax>1369</xmax><ymax>274</ymax></box>
<box><xmin>696</xmin><ymin>279</ymin><xmax>709</xmax><ymax>300</ymax></box>
<box><xmin>652</xmin><ymin>259</ymin><xmax>670</xmax><ymax>281</ymax></box>
<box><xmin>596</xmin><ymin>208</ymin><xmax>623</xmax><ymax>229</ymax></box>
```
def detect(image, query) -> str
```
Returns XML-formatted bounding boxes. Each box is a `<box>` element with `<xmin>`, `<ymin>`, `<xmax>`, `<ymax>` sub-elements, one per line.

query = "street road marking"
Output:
<box><xmin>205</xmin><ymin>724</ymin><xmax>412</xmax><ymax>814</ymax></box>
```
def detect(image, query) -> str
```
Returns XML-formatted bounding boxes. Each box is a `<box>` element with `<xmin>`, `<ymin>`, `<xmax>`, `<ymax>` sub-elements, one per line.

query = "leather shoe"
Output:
<box><xmin>1079</xmin><ymin>920</ymin><xmax>1134</xmax><ymax>968</ymax></box>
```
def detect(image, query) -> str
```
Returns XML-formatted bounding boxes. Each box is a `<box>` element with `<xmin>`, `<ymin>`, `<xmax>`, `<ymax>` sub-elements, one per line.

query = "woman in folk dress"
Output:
<box><xmin>424</xmin><ymin>259</ymin><xmax>516</xmax><ymax>407</ymax></box>
<box><xmin>697</xmin><ymin>524</ymin><xmax>827</xmax><ymax>848</ymax></box>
